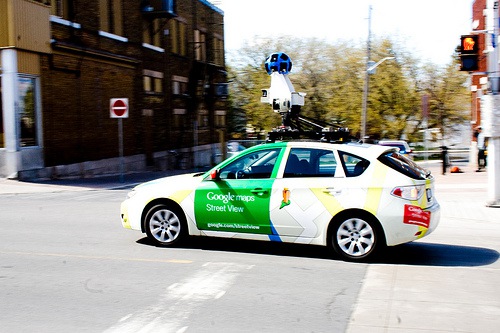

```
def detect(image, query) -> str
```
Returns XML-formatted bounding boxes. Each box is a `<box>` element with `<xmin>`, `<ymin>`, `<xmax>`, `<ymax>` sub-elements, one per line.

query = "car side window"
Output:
<box><xmin>339</xmin><ymin>151</ymin><xmax>370</xmax><ymax>177</ymax></box>
<box><xmin>283</xmin><ymin>148</ymin><xmax>337</xmax><ymax>178</ymax></box>
<box><xmin>218</xmin><ymin>148</ymin><xmax>281</xmax><ymax>179</ymax></box>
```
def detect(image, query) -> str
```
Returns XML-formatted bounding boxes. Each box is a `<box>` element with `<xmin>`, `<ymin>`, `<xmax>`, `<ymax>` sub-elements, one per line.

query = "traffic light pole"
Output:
<box><xmin>483</xmin><ymin>0</ymin><xmax>500</xmax><ymax>207</ymax></box>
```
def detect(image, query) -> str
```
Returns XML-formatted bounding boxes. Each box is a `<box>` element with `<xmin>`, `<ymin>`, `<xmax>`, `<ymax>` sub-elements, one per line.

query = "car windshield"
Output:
<box><xmin>378</xmin><ymin>151</ymin><xmax>429</xmax><ymax>180</ymax></box>
<box><xmin>217</xmin><ymin>148</ymin><xmax>282</xmax><ymax>179</ymax></box>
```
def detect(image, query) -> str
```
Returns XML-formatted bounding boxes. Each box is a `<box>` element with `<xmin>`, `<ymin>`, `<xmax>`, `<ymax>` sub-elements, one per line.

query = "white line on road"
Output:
<box><xmin>103</xmin><ymin>262</ymin><xmax>254</xmax><ymax>333</ymax></box>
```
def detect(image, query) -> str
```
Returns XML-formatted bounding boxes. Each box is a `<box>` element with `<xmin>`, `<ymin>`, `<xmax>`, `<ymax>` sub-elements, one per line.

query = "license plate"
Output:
<box><xmin>426</xmin><ymin>188</ymin><xmax>433</xmax><ymax>202</ymax></box>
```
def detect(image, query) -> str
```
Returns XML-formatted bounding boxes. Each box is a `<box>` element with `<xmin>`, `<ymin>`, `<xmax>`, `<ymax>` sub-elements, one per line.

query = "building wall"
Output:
<box><xmin>37</xmin><ymin>0</ymin><xmax>226</xmax><ymax>169</ymax></box>
<box><xmin>1</xmin><ymin>0</ymin><xmax>226</xmax><ymax>177</ymax></box>
<box><xmin>471</xmin><ymin>0</ymin><xmax>488</xmax><ymax>131</ymax></box>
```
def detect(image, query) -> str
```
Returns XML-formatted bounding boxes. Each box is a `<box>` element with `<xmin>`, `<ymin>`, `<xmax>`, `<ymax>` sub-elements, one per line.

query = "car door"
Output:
<box><xmin>194</xmin><ymin>147</ymin><xmax>283</xmax><ymax>235</ymax></box>
<box><xmin>270</xmin><ymin>147</ymin><xmax>348</xmax><ymax>239</ymax></box>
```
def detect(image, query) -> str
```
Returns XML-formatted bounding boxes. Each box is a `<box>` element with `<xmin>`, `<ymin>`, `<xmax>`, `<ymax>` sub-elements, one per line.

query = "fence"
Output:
<box><xmin>413</xmin><ymin>148</ymin><xmax>470</xmax><ymax>164</ymax></box>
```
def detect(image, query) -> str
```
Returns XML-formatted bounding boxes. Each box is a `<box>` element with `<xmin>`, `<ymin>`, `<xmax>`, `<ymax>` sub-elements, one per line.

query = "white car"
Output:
<box><xmin>121</xmin><ymin>141</ymin><xmax>440</xmax><ymax>261</ymax></box>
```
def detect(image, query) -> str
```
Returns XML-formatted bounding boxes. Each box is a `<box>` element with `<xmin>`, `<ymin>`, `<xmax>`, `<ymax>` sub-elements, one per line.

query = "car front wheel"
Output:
<box><xmin>331</xmin><ymin>214</ymin><xmax>381</xmax><ymax>261</ymax></box>
<box><xmin>144</xmin><ymin>204</ymin><xmax>187</xmax><ymax>246</ymax></box>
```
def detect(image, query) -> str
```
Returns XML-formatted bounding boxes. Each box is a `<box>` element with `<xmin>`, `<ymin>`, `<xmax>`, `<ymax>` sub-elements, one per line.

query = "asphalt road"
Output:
<box><xmin>0</xmin><ymin>190</ymin><xmax>366</xmax><ymax>333</ymax></box>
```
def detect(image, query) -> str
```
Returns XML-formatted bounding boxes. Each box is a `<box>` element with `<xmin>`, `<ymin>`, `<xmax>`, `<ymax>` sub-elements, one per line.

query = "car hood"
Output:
<box><xmin>134</xmin><ymin>172</ymin><xmax>205</xmax><ymax>193</ymax></box>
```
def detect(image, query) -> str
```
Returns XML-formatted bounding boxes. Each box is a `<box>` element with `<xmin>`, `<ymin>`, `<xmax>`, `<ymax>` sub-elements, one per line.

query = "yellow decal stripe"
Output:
<box><xmin>170</xmin><ymin>189</ymin><xmax>193</xmax><ymax>204</ymax></box>
<box><xmin>311</xmin><ymin>188</ymin><xmax>344</xmax><ymax>216</ymax></box>
<box><xmin>364</xmin><ymin>163</ymin><xmax>388</xmax><ymax>215</ymax></box>
<box><xmin>416</xmin><ymin>226</ymin><xmax>428</xmax><ymax>239</ymax></box>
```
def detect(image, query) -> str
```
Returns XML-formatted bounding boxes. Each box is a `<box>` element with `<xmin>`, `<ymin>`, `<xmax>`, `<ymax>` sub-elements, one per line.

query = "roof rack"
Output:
<box><xmin>267</xmin><ymin>115</ymin><xmax>354</xmax><ymax>143</ymax></box>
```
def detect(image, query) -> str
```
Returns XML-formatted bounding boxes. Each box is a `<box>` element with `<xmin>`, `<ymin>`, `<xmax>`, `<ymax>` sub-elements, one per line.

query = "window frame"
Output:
<box><xmin>283</xmin><ymin>147</ymin><xmax>338</xmax><ymax>178</ymax></box>
<box><xmin>18</xmin><ymin>75</ymin><xmax>42</xmax><ymax>148</ymax></box>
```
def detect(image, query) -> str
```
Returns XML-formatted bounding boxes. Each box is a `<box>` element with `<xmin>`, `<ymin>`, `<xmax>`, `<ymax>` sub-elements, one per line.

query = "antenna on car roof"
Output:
<box><xmin>261</xmin><ymin>52</ymin><xmax>355</xmax><ymax>143</ymax></box>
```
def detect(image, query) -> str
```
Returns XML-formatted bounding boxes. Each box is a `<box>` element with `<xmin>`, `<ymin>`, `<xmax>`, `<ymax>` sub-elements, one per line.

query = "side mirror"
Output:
<box><xmin>210</xmin><ymin>169</ymin><xmax>221</xmax><ymax>180</ymax></box>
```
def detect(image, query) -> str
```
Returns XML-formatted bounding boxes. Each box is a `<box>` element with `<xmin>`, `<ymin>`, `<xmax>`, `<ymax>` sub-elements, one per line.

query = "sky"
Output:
<box><xmin>212</xmin><ymin>0</ymin><xmax>474</xmax><ymax>66</ymax></box>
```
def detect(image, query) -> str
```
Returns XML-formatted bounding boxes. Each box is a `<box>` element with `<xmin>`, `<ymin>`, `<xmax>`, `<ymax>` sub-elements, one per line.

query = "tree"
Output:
<box><xmin>367</xmin><ymin>39</ymin><xmax>420</xmax><ymax>141</ymax></box>
<box><xmin>417</xmin><ymin>58</ymin><xmax>470</xmax><ymax>144</ymax></box>
<box><xmin>226</xmin><ymin>35</ymin><xmax>469</xmax><ymax>144</ymax></box>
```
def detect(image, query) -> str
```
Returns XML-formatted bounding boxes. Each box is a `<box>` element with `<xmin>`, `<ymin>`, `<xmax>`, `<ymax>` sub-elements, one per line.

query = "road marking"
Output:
<box><xmin>0</xmin><ymin>251</ymin><xmax>193</xmax><ymax>264</ymax></box>
<box><xmin>104</xmin><ymin>262</ymin><xmax>254</xmax><ymax>333</ymax></box>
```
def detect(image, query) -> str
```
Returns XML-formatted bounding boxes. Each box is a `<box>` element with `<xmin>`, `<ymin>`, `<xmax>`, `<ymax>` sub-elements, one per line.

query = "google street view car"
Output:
<box><xmin>120</xmin><ymin>53</ymin><xmax>440</xmax><ymax>261</ymax></box>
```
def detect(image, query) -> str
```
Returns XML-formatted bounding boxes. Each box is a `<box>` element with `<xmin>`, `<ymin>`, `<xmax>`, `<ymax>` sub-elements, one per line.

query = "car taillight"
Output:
<box><xmin>391</xmin><ymin>185</ymin><xmax>425</xmax><ymax>200</ymax></box>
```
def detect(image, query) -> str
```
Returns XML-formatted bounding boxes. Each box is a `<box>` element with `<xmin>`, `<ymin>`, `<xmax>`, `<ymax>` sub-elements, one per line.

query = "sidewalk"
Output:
<box><xmin>0</xmin><ymin>169</ymin><xmax>199</xmax><ymax>194</ymax></box>
<box><xmin>347</xmin><ymin>163</ymin><xmax>500</xmax><ymax>333</ymax></box>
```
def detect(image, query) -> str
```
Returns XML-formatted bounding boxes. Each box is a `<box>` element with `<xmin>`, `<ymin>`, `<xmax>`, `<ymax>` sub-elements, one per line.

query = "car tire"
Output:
<box><xmin>144</xmin><ymin>204</ymin><xmax>187</xmax><ymax>247</ymax></box>
<box><xmin>331</xmin><ymin>213</ymin><xmax>383</xmax><ymax>261</ymax></box>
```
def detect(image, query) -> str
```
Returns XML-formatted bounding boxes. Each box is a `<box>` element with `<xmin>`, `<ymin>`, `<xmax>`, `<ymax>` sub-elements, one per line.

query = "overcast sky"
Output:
<box><xmin>212</xmin><ymin>0</ymin><xmax>473</xmax><ymax>65</ymax></box>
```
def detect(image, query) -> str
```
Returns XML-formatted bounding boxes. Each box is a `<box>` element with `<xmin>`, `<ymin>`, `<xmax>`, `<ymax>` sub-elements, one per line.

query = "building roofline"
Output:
<box><xmin>199</xmin><ymin>0</ymin><xmax>224</xmax><ymax>15</ymax></box>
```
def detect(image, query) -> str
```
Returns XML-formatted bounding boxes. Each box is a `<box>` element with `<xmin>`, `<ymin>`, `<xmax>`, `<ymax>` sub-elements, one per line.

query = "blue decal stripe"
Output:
<box><xmin>268</xmin><ymin>220</ymin><xmax>282</xmax><ymax>242</ymax></box>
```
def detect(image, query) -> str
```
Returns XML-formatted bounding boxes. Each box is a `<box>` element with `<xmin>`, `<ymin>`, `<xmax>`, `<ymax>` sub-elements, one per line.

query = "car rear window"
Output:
<box><xmin>378</xmin><ymin>151</ymin><xmax>429</xmax><ymax>180</ymax></box>
<box><xmin>338</xmin><ymin>151</ymin><xmax>370</xmax><ymax>177</ymax></box>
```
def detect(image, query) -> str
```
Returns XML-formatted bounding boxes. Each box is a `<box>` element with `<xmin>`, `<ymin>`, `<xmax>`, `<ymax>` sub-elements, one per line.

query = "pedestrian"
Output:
<box><xmin>476</xmin><ymin>126</ymin><xmax>487</xmax><ymax>172</ymax></box>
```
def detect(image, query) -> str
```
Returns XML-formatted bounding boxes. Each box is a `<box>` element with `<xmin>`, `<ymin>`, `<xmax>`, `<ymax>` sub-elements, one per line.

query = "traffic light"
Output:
<box><xmin>459</xmin><ymin>35</ymin><xmax>479</xmax><ymax>71</ymax></box>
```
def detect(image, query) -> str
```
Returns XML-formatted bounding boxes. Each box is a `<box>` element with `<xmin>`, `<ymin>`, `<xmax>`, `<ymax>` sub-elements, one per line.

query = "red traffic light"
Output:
<box><xmin>459</xmin><ymin>35</ymin><xmax>480</xmax><ymax>71</ymax></box>
<box><xmin>461</xmin><ymin>35</ymin><xmax>479</xmax><ymax>54</ymax></box>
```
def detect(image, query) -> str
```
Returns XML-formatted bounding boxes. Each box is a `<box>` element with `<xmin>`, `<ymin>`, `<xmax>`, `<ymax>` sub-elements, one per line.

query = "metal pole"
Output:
<box><xmin>118</xmin><ymin>118</ymin><xmax>124</xmax><ymax>183</ymax></box>
<box><xmin>484</xmin><ymin>0</ymin><xmax>500</xmax><ymax>207</ymax></box>
<box><xmin>361</xmin><ymin>5</ymin><xmax>372</xmax><ymax>141</ymax></box>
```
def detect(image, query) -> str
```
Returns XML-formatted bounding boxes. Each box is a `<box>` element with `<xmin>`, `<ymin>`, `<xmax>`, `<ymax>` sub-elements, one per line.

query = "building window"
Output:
<box><xmin>173</xmin><ymin>109</ymin><xmax>187</xmax><ymax>129</ymax></box>
<box><xmin>50</xmin><ymin>0</ymin><xmax>74</xmax><ymax>20</ymax></box>
<box><xmin>212</xmin><ymin>37</ymin><xmax>224</xmax><ymax>66</ymax></box>
<box><xmin>170</xmin><ymin>20</ymin><xmax>187</xmax><ymax>56</ymax></box>
<box><xmin>215</xmin><ymin>110</ymin><xmax>226</xmax><ymax>127</ymax></box>
<box><xmin>197</xmin><ymin>110</ymin><xmax>208</xmax><ymax>128</ymax></box>
<box><xmin>172</xmin><ymin>75</ymin><xmax>188</xmax><ymax>95</ymax></box>
<box><xmin>194</xmin><ymin>30</ymin><xmax>206</xmax><ymax>62</ymax></box>
<box><xmin>18</xmin><ymin>76</ymin><xmax>40</xmax><ymax>147</ymax></box>
<box><xmin>143</xmin><ymin>18</ymin><xmax>163</xmax><ymax>48</ymax></box>
<box><xmin>99</xmin><ymin>0</ymin><xmax>123</xmax><ymax>36</ymax></box>
<box><xmin>143</xmin><ymin>70</ymin><xmax>164</xmax><ymax>94</ymax></box>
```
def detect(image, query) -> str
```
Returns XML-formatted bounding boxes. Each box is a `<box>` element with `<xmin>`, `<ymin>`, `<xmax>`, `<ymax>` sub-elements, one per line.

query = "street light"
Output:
<box><xmin>360</xmin><ymin>56</ymin><xmax>395</xmax><ymax>141</ymax></box>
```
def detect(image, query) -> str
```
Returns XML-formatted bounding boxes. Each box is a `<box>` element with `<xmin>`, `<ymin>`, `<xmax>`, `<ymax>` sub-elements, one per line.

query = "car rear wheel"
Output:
<box><xmin>332</xmin><ymin>214</ymin><xmax>381</xmax><ymax>261</ymax></box>
<box><xmin>144</xmin><ymin>204</ymin><xmax>187</xmax><ymax>246</ymax></box>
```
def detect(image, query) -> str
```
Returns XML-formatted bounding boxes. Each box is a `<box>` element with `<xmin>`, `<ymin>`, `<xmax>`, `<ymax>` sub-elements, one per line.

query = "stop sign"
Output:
<box><xmin>110</xmin><ymin>98</ymin><xmax>129</xmax><ymax>118</ymax></box>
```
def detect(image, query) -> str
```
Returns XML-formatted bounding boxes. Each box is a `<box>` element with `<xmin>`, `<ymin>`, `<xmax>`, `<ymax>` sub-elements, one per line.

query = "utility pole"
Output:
<box><xmin>361</xmin><ymin>5</ymin><xmax>372</xmax><ymax>141</ymax></box>
<box><xmin>482</xmin><ymin>0</ymin><xmax>500</xmax><ymax>207</ymax></box>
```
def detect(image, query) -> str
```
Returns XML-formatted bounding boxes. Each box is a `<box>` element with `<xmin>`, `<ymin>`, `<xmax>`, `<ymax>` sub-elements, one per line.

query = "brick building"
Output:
<box><xmin>0</xmin><ymin>0</ymin><xmax>227</xmax><ymax>179</ymax></box>
<box><xmin>470</xmin><ymin>0</ymin><xmax>488</xmax><ymax>130</ymax></box>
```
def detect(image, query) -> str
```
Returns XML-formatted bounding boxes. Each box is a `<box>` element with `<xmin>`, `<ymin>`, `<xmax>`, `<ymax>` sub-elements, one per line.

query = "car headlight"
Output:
<box><xmin>391</xmin><ymin>185</ymin><xmax>425</xmax><ymax>201</ymax></box>
<box><xmin>126</xmin><ymin>190</ymin><xmax>137</xmax><ymax>199</ymax></box>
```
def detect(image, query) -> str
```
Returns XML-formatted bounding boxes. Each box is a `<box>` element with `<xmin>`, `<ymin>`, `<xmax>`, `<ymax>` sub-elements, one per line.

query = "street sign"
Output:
<box><xmin>110</xmin><ymin>98</ymin><xmax>128</xmax><ymax>182</ymax></box>
<box><xmin>110</xmin><ymin>98</ymin><xmax>129</xmax><ymax>118</ymax></box>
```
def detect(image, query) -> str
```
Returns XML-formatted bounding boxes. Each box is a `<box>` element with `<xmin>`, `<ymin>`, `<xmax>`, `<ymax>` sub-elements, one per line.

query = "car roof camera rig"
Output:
<box><xmin>261</xmin><ymin>52</ymin><xmax>354</xmax><ymax>143</ymax></box>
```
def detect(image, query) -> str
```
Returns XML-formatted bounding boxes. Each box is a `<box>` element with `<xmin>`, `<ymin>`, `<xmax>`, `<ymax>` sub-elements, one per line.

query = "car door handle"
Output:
<box><xmin>324</xmin><ymin>187</ymin><xmax>342</xmax><ymax>195</ymax></box>
<box><xmin>251</xmin><ymin>188</ymin><xmax>269</xmax><ymax>195</ymax></box>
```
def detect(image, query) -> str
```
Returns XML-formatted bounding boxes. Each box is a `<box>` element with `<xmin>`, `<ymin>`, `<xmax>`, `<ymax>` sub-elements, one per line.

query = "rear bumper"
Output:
<box><xmin>384</xmin><ymin>201</ymin><xmax>441</xmax><ymax>246</ymax></box>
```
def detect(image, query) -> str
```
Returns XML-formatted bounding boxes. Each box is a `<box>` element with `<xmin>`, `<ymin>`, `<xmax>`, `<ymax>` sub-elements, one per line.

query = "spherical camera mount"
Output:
<box><xmin>264</xmin><ymin>52</ymin><xmax>293</xmax><ymax>75</ymax></box>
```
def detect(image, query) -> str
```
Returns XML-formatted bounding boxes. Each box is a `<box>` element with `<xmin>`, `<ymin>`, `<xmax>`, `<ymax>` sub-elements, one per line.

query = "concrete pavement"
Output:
<box><xmin>0</xmin><ymin>169</ymin><xmax>194</xmax><ymax>194</ymax></box>
<box><xmin>1</xmin><ymin>163</ymin><xmax>499</xmax><ymax>332</ymax></box>
<box><xmin>347</xmin><ymin>163</ymin><xmax>500</xmax><ymax>333</ymax></box>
